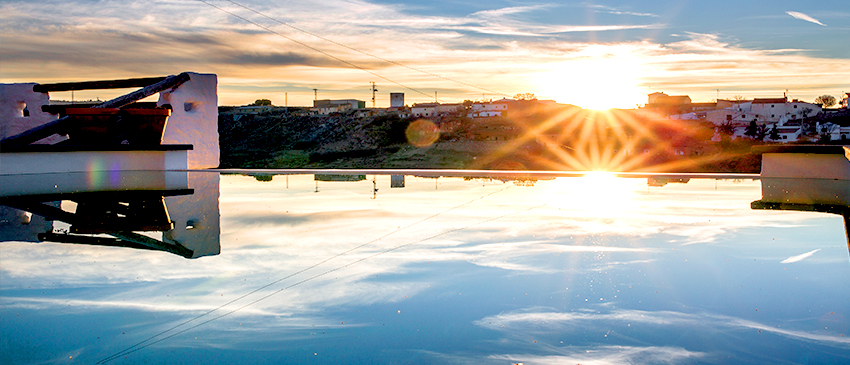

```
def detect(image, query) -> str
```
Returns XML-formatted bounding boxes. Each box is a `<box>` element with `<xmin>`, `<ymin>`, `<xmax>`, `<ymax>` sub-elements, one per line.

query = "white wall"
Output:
<box><xmin>157</xmin><ymin>72</ymin><xmax>219</xmax><ymax>169</ymax></box>
<box><xmin>0</xmin><ymin>83</ymin><xmax>66</xmax><ymax>144</ymax></box>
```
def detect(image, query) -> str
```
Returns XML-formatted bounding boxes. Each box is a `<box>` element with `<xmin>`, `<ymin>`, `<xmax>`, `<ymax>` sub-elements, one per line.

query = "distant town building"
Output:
<box><xmin>232</xmin><ymin>105</ymin><xmax>273</xmax><ymax>115</ymax></box>
<box><xmin>705</xmin><ymin>97</ymin><xmax>821</xmax><ymax>126</ymax></box>
<box><xmin>645</xmin><ymin>92</ymin><xmax>692</xmax><ymax>116</ymax></box>
<box><xmin>390</xmin><ymin>93</ymin><xmax>404</xmax><ymax>108</ymax></box>
<box><xmin>311</xmin><ymin>99</ymin><xmax>365</xmax><ymax>115</ymax></box>
<box><xmin>411</xmin><ymin>102</ymin><xmax>438</xmax><ymax>118</ymax></box>
<box><xmin>841</xmin><ymin>93</ymin><xmax>850</xmax><ymax>109</ymax></box>
<box><xmin>469</xmin><ymin>100</ymin><xmax>510</xmax><ymax>118</ymax></box>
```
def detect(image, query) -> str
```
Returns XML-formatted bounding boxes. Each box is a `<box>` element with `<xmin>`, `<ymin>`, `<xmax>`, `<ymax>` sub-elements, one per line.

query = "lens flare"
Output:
<box><xmin>406</xmin><ymin>119</ymin><xmax>440</xmax><ymax>147</ymax></box>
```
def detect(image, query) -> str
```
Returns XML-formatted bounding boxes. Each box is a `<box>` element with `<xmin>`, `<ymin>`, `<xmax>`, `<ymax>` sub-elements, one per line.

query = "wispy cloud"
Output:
<box><xmin>585</xmin><ymin>3</ymin><xmax>660</xmax><ymax>17</ymax></box>
<box><xmin>786</xmin><ymin>11</ymin><xmax>827</xmax><ymax>26</ymax></box>
<box><xmin>781</xmin><ymin>249</ymin><xmax>821</xmax><ymax>263</ymax></box>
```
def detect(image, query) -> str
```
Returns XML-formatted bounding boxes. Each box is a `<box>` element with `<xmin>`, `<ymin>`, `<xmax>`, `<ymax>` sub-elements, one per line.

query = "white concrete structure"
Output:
<box><xmin>157</xmin><ymin>72</ymin><xmax>220</xmax><ymax>169</ymax></box>
<box><xmin>0</xmin><ymin>147</ymin><xmax>189</xmax><ymax>175</ymax></box>
<box><xmin>761</xmin><ymin>147</ymin><xmax>850</xmax><ymax>180</ymax></box>
<box><xmin>0</xmin><ymin>83</ymin><xmax>65</xmax><ymax>144</ymax></box>
<box><xmin>1</xmin><ymin>72</ymin><xmax>220</xmax><ymax>172</ymax></box>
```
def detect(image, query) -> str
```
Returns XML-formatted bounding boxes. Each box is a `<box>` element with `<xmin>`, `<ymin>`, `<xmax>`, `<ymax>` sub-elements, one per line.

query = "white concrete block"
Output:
<box><xmin>0</xmin><ymin>83</ymin><xmax>66</xmax><ymax>144</ymax></box>
<box><xmin>157</xmin><ymin>73</ymin><xmax>219</xmax><ymax>169</ymax></box>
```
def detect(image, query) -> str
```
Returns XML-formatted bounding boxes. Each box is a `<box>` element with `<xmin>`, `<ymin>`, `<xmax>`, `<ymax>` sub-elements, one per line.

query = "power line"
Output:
<box><xmin>98</xmin><ymin>201</ymin><xmax>544</xmax><ymax>364</ymax></box>
<box><xmin>195</xmin><ymin>0</ymin><xmax>437</xmax><ymax>100</ymax></box>
<box><xmin>97</xmin><ymin>185</ymin><xmax>512</xmax><ymax>364</ymax></box>
<box><xmin>222</xmin><ymin>0</ymin><xmax>510</xmax><ymax>98</ymax></box>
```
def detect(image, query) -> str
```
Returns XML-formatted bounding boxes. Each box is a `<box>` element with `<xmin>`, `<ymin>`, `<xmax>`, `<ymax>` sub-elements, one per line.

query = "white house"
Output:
<box><xmin>411</xmin><ymin>103</ymin><xmax>438</xmax><ymax>118</ymax></box>
<box><xmin>706</xmin><ymin>97</ymin><xmax>821</xmax><ymax>125</ymax></box>
<box><xmin>469</xmin><ymin>100</ymin><xmax>510</xmax><ymax>118</ymax></box>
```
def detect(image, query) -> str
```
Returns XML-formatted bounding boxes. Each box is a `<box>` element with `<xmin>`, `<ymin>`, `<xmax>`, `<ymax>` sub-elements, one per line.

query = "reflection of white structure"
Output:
<box><xmin>0</xmin><ymin>203</ymin><xmax>58</xmax><ymax>242</ymax></box>
<box><xmin>0</xmin><ymin>171</ymin><xmax>222</xmax><ymax>258</ymax></box>
<box><xmin>163</xmin><ymin>172</ymin><xmax>221</xmax><ymax>258</ymax></box>
<box><xmin>391</xmin><ymin>175</ymin><xmax>405</xmax><ymax>188</ymax></box>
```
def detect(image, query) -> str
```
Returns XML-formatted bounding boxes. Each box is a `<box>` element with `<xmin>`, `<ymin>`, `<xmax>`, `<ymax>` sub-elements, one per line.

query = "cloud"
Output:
<box><xmin>490</xmin><ymin>346</ymin><xmax>703</xmax><ymax>365</ymax></box>
<box><xmin>781</xmin><ymin>249</ymin><xmax>821</xmax><ymax>263</ymax></box>
<box><xmin>786</xmin><ymin>11</ymin><xmax>827</xmax><ymax>26</ymax></box>
<box><xmin>586</xmin><ymin>4</ymin><xmax>660</xmax><ymax>17</ymax></box>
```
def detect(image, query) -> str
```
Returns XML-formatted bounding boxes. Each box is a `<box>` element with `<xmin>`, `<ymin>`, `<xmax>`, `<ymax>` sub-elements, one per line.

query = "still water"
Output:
<box><xmin>1</xmin><ymin>171</ymin><xmax>848</xmax><ymax>364</ymax></box>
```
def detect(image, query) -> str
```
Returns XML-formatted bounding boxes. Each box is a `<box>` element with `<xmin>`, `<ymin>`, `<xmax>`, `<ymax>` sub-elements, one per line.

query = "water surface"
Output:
<box><xmin>1</xmin><ymin>171</ymin><xmax>848</xmax><ymax>364</ymax></box>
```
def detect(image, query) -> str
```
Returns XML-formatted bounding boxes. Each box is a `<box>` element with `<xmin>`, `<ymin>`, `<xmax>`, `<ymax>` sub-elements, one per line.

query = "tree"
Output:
<box><xmin>744</xmin><ymin>120</ymin><xmax>759</xmax><ymax>139</ymax></box>
<box><xmin>814</xmin><ymin>95</ymin><xmax>836</xmax><ymax>108</ymax></box>
<box><xmin>513</xmin><ymin>93</ymin><xmax>537</xmax><ymax>101</ymax></box>
<box><xmin>251</xmin><ymin>99</ymin><xmax>273</xmax><ymax>106</ymax></box>
<box><xmin>732</xmin><ymin>95</ymin><xmax>745</xmax><ymax>101</ymax></box>
<box><xmin>818</xmin><ymin>123</ymin><xmax>837</xmax><ymax>143</ymax></box>
<box><xmin>717</xmin><ymin>121</ymin><xmax>736</xmax><ymax>136</ymax></box>
<box><xmin>756</xmin><ymin>123</ymin><xmax>768</xmax><ymax>141</ymax></box>
<box><xmin>768</xmin><ymin>124</ymin><xmax>780</xmax><ymax>141</ymax></box>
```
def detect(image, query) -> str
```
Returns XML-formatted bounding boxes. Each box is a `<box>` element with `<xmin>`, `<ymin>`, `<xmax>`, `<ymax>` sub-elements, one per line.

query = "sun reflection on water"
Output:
<box><xmin>546</xmin><ymin>172</ymin><xmax>644</xmax><ymax>216</ymax></box>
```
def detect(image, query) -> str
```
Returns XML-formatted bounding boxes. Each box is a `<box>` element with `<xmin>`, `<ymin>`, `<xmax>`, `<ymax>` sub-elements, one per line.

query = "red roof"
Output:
<box><xmin>752</xmin><ymin>98</ymin><xmax>787</xmax><ymax>104</ymax></box>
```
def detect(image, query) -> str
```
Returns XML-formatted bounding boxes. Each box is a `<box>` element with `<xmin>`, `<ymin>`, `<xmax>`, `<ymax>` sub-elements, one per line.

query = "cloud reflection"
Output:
<box><xmin>475</xmin><ymin>308</ymin><xmax>850</xmax><ymax>347</ymax></box>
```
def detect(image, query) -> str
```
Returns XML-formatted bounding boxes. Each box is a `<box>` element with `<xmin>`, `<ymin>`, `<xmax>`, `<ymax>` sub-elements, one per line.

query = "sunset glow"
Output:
<box><xmin>0</xmin><ymin>1</ymin><xmax>847</xmax><ymax>106</ymax></box>
<box><xmin>536</xmin><ymin>48</ymin><xmax>648</xmax><ymax>110</ymax></box>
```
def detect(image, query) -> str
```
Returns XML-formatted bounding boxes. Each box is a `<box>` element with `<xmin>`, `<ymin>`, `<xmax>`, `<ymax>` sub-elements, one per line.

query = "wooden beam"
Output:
<box><xmin>1</xmin><ymin>73</ymin><xmax>190</xmax><ymax>146</ymax></box>
<box><xmin>94</xmin><ymin>72</ymin><xmax>190</xmax><ymax>109</ymax></box>
<box><xmin>32</xmin><ymin>76</ymin><xmax>168</xmax><ymax>93</ymax></box>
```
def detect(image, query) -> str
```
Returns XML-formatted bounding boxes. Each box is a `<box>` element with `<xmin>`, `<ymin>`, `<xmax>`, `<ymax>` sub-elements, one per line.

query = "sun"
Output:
<box><xmin>535</xmin><ymin>50</ymin><xmax>647</xmax><ymax>110</ymax></box>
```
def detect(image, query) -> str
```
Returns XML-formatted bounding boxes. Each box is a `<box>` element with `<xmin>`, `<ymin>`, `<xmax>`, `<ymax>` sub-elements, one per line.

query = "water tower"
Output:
<box><xmin>390</xmin><ymin>93</ymin><xmax>404</xmax><ymax>108</ymax></box>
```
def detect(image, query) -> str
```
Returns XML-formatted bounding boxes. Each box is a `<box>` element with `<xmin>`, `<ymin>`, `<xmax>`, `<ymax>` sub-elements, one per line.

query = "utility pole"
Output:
<box><xmin>370</xmin><ymin>82</ymin><xmax>378</xmax><ymax>108</ymax></box>
<box><xmin>285</xmin><ymin>92</ymin><xmax>288</xmax><ymax>107</ymax></box>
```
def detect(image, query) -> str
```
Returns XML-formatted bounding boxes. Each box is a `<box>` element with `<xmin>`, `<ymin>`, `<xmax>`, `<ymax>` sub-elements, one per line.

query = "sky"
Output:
<box><xmin>1</xmin><ymin>0</ymin><xmax>849</xmax><ymax>109</ymax></box>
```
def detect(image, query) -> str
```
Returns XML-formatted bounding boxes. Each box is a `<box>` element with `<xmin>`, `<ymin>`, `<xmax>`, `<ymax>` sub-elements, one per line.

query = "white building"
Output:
<box><xmin>469</xmin><ymin>100</ymin><xmax>510</xmax><ymax>118</ymax></box>
<box><xmin>311</xmin><ymin>99</ymin><xmax>365</xmax><ymax>115</ymax></box>
<box><xmin>411</xmin><ymin>103</ymin><xmax>438</xmax><ymax>118</ymax></box>
<box><xmin>706</xmin><ymin>97</ymin><xmax>821</xmax><ymax>125</ymax></box>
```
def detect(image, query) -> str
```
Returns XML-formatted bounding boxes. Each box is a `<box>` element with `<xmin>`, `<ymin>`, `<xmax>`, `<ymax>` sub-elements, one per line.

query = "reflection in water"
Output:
<box><xmin>0</xmin><ymin>171</ymin><xmax>220</xmax><ymax>259</ymax></box>
<box><xmin>1</xmin><ymin>172</ymin><xmax>849</xmax><ymax>364</ymax></box>
<box><xmin>752</xmin><ymin>177</ymin><xmax>850</xmax><ymax>255</ymax></box>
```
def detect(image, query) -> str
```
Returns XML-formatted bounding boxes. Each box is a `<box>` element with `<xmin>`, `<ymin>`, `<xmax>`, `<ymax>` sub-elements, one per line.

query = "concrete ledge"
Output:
<box><xmin>0</xmin><ymin>171</ymin><xmax>190</xmax><ymax>198</ymax></box>
<box><xmin>753</xmin><ymin>145</ymin><xmax>849</xmax><ymax>155</ymax></box>
<box><xmin>757</xmin><ymin>145</ymin><xmax>850</xmax><ymax>180</ymax></box>
<box><xmin>0</xmin><ymin>145</ymin><xmax>191</xmax><ymax>175</ymax></box>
